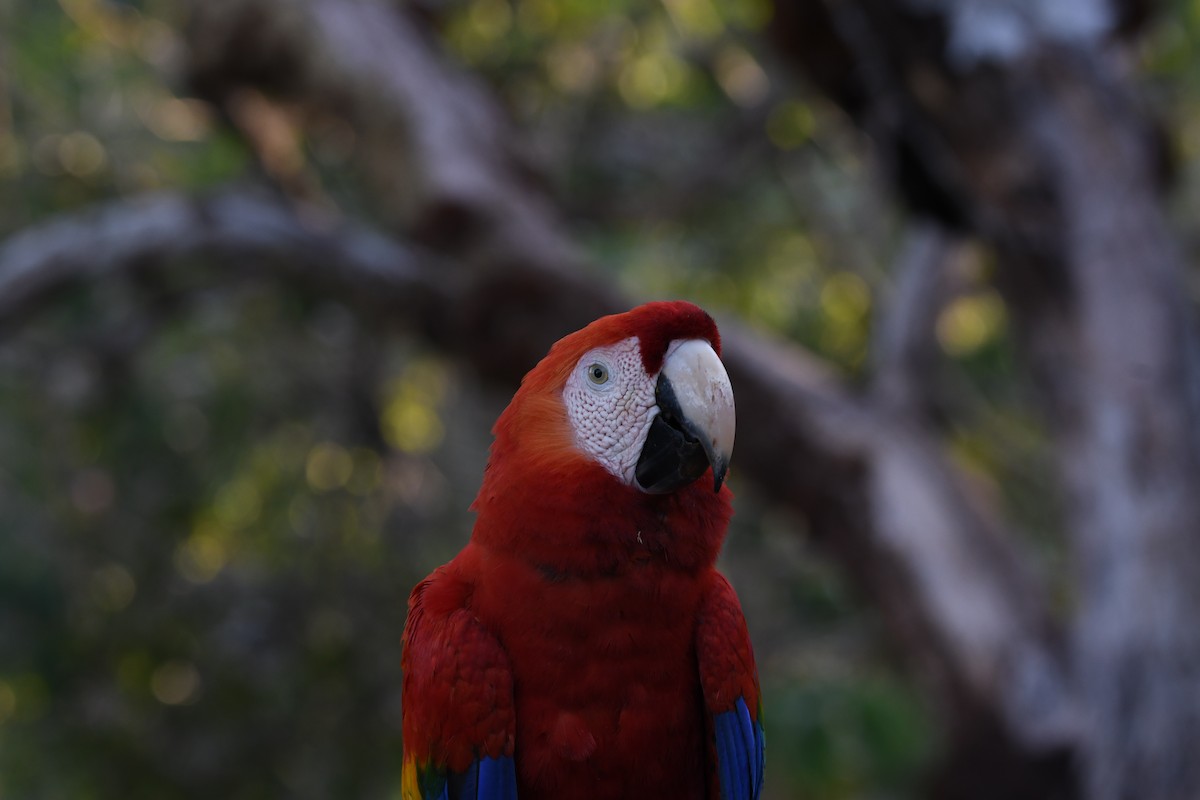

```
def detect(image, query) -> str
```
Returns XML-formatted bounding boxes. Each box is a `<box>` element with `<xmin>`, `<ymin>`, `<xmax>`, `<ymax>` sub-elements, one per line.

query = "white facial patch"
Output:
<box><xmin>562</xmin><ymin>337</ymin><xmax>657</xmax><ymax>486</ymax></box>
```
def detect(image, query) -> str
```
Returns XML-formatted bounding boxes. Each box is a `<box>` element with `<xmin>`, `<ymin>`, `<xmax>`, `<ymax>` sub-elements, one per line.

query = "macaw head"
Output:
<box><xmin>471</xmin><ymin>301</ymin><xmax>735</xmax><ymax>570</ymax></box>
<box><xmin>487</xmin><ymin>300</ymin><xmax>735</xmax><ymax>497</ymax></box>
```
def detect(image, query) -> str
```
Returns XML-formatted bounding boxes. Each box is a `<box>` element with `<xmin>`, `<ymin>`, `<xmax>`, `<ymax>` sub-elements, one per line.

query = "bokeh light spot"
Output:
<box><xmin>90</xmin><ymin>563</ymin><xmax>137</xmax><ymax>612</ymax></box>
<box><xmin>70</xmin><ymin>468</ymin><xmax>115</xmax><ymax>515</ymax></box>
<box><xmin>150</xmin><ymin>660</ymin><xmax>201</xmax><ymax>706</ymax></box>
<box><xmin>306</xmin><ymin>442</ymin><xmax>354</xmax><ymax>491</ymax></box>
<box><xmin>9</xmin><ymin>674</ymin><xmax>47</xmax><ymax>722</ymax></box>
<box><xmin>661</xmin><ymin>0</ymin><xmax>723</xmax><ymax>40</ymax></box>
<box><xmin>383</xmin><ymin>399</ymin><xmax>444</xmax><ymax>454</ymax></box>
<box><xmin>517</xmin><ymin>0</ymin><xmax>559</xmax><ymax>34</ymax></box>
<box><xmin>714</xmin><ymin>45</ymin><xmax>769</xmax><ymax>107</ymax></box>
<box><xmin>175</xmin><ymin>527</ymin><xmax>228</xmax><ymax>584</ymax></box>
<box><xmin>767</xmin><ymin>100</ymin><xmax>816</xmax><ymax>150</ymax></box>
<box><xmin>546</xmin><ymin>42</ymin><xmax>600</xmax><ymax>94</ymax></box>
<box><xmin>0</xmin><ymin>681</ymin><xmax>16</xmax><ymax>725</ymax></box>
<box><xmin>937</xmin><ymin>291</ymin><xmax>1006</xmax><ymax>357</ymax></box>
<box><xmin>469</xmin><ymin>0</ymin><xmax>513</xmax><ymax>40</ymax></box>
<box><xmin>213</xmin><ymin>480</ymin><xmax>262</xmax><ymax>529</ymax></box>
<box><xmin>57</xmin><ymin>130</ymin><xmax>107</xmax><ymax>177</ymax></box>
<box><xmin>143</xmin><ymin>97</ymin><xmax>212</xmax><ymax>142</ymax></box>
<box><xmin>382</xmin><ymin>361</ymin><xmax>449</xmax><ymax>455</ymax></box>
<box><xmin>820</xmin><ymin>271</ymin><xmax>871</xmax><ymax>324</ymax></box>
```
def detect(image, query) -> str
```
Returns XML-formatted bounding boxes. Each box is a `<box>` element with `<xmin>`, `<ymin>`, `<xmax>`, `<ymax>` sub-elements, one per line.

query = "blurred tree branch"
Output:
<box><xmin>772</xmin><ymin>1</ymin><xmax>1200</xmax><ymax>798</ymax></box>
<box><xmin>870</xmin><ymin>221</ymin><xmax>961</xmax><ymax>419</ymax></box>
<box><xmin>0</xmin><ymin>186</ymin><xmax>447</xmax><ymax>330</ymax></box>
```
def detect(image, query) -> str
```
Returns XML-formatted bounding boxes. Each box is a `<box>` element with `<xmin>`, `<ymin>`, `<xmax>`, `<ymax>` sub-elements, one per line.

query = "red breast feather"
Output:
<box><xmin>463</xmin><ymin>301</ymin><xmax>735</xmax><ymax>798</ymax></box>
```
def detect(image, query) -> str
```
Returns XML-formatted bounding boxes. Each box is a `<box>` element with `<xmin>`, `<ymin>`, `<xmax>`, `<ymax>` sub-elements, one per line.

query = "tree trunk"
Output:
<box><xmin>771</xmin><ymin>2</ymin><xmax>1200</xmax><ymax>797</ymax></box>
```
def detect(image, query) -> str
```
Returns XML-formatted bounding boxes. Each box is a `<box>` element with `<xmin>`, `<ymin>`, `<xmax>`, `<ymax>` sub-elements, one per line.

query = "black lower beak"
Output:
<box><xmin>634</xmin><ymin>374</ymin><xmax>725</xmax><ymax>494</ymax></box>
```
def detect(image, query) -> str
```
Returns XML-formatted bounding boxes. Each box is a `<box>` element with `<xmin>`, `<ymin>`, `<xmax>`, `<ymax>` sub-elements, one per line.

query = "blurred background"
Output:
<box><xmin>3</xmin><ymin>0</ymin><xmax>1200</xmax><ymax>798</ymax></box>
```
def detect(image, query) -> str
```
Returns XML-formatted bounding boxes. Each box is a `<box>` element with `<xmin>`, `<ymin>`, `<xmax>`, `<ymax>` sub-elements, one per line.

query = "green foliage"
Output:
<box><xmin>0</xmin><ymin>277</ymin><xmax>488</xmax><ymax>797</ymax></box>
<box><xmin>764</xmin><ymin>674</ymin><xmax>935</xmax><ymax>799</ymax></box>
<box><xmin>0</xmin><ymin>0</ymin><xmax>247</xmax><ymax>233</ymax></box>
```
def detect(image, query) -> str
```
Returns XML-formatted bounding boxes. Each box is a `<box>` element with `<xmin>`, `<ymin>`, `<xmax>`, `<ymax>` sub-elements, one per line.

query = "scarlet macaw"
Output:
<box><xmin>401</xmin><ymin>301</ymin><xmax>763</xmax><ymax>799</ymax></box>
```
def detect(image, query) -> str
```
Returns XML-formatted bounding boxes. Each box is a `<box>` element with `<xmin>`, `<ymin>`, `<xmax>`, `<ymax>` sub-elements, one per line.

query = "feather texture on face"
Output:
<box><xmin>484</xmin><ymin>300</ymin><xmax>723</xmax><ymax>471</ymax></box>
<box><xmin>560</xmin><ymin>336</ymin><xmax>656</xmax><ymax>487</ymax></box>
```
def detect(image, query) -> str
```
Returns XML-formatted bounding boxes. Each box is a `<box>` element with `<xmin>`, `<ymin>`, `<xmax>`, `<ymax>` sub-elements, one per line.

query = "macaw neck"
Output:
<box><xmin>470</xmin><ymin>453</ymin><xmax>732</xmax><ymax>579</ymax></box>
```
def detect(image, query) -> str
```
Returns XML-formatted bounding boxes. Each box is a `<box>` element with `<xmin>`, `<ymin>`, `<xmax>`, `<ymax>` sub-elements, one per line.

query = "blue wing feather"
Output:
<box><xmin>476</xmin><ymin>756</ymin><xmax>517</xmax><ymax>800</ymax></box>
<box><xmin>446</xmin><ymin>756</ymin><xmax>517</xmax><ymax>800</ymax></box>
<box><xmin>714</xmin><ymin>697</ymin><xmax>765</xmax><ymax>800</ymax></box>
<box><xmin>753</xmin><ymin>710</ymin><xmax>765</xmax><ymax>795</ymax></box>
<box><xmin>715</xmin><ymin>711</ymin><xmax>739</xmax><ymax>800</ymax></box>
<box><xmin>736</xmin><ymin>700</ymin><xmax>755</xmax><ymax>776</ymax></box>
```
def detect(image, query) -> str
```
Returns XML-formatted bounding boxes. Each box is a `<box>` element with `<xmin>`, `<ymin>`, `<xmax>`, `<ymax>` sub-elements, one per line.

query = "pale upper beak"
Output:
<box><xmin>634</xmin><ymin>339</ymin><xmax>736</xmax><ymax>494</ymax></box>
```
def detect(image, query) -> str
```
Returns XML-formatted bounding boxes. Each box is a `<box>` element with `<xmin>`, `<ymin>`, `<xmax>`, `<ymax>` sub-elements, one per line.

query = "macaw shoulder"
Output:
<box><xmin>408</xmin><ymin>547</ymin><xmax>480</xmax><ymax>618</ymax></box>
<box><xmin>697</xmin><ymin>570</ymin><xmax>760</xmax><ymax>715</ymax></box>
<box><xmin>697</xmin><ymin>570</ymin><xmax>765</xmax><ymax>800</ymax></box>
<box><xmin>402</xmin><ymin>544</ymin><xmax>515</xmax><ymax>775</ymax></box>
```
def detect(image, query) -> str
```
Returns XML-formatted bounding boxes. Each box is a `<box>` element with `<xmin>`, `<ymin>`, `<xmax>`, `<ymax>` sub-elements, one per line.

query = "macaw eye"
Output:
<box><xmin>587</xmin><ymin>362</ymin><xmax>610</xmax><ymax>385</ymax></box>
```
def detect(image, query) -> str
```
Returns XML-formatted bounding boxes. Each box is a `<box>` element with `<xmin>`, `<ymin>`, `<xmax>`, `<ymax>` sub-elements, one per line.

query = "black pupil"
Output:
<box><xmin>592</xmin><ymin>366</ymin><xmax>604</xmax><ymax>380</ymax></box>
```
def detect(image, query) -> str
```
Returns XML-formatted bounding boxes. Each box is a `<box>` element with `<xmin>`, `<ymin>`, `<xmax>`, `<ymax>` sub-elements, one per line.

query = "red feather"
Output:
<box><xmin>401</xmin><ymin>302</ymin><xmax>759</xmax><ymax>800</ymax></box>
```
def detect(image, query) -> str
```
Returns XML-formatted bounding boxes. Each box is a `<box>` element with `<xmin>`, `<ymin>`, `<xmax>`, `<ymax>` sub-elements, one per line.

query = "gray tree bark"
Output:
<box><xmin>771</xmin><ymin>2</ymin><xmax>1200</xmax><ymax>798</ymax></box>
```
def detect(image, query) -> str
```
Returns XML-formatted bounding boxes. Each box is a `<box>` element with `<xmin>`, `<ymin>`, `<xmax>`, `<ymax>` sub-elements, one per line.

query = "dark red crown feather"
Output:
<box><xmin>622</xmin><ymin>301</ymin><xmax>721</xmax><ymax>375</ymax></box>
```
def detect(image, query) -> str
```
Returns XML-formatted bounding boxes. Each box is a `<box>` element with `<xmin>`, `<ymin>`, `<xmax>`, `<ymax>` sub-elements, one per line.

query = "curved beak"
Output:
<box><xmin>634</xmin><ymin>339</ymin><xmax>736</xmax><ymax>494</ymax></box>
